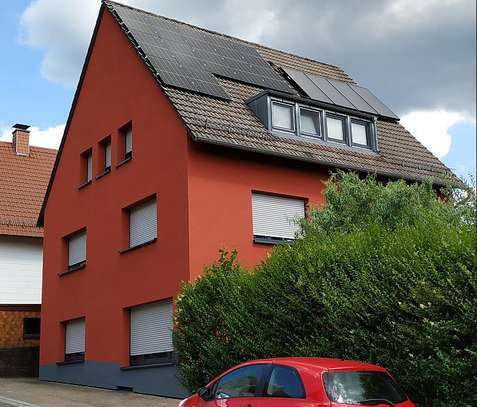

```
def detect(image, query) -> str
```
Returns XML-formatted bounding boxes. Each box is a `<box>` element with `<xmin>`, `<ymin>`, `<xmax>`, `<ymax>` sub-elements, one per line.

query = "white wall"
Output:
<box><xmin>0</xmin><ymin>236</ymin><xmax>42</xmax><ymax>304</ymax></box>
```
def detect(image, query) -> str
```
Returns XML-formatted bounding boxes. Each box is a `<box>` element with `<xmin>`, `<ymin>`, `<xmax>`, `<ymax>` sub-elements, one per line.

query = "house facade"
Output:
<box><xmin>38</xmin><ymin>1</ymin><xmax>456</xmax><ymax>398</ymax></box>
<box><xmin>0</xmin><ymin>125</ymin><xmax>56</xmax><ymax>376</ymax></box>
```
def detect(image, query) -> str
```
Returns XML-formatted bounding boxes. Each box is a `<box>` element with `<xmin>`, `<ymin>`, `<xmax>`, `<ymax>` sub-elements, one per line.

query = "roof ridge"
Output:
<box><xmin>0</xmin><ymin>140</ymin><xmax>57</xmax><ymax>153</ymax></box>
<box><xmin>103</xmin><ymin>0</ymin><xmax>346</xmax><ymax>73</ymax></box>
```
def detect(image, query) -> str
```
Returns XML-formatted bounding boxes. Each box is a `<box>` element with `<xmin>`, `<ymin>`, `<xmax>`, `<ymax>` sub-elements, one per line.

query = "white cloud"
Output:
<box><xmin>1</xmin><ymin>124</ymin><xmax>64</xmax><ymax>149</ymax></box>
<box><xmin>401</xmin><ymin>110</ymin><xmax>465</xmax><ymax>158</ymax></box>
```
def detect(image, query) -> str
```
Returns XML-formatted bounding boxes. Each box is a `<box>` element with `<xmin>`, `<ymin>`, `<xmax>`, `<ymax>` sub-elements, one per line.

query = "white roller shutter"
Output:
<box><xmin>68</xmin><ymin>231</ymin><xmax>86</xmax><ymax>267</ymax></box>
<box><xmin>252</xmin><ymin>193</ymin><xmax>305</xmax><ymax>239</ymax></box>
<box><xmin>87</xmin><ymin>153</ymin><xmax>92</xmax><ymax>181</ymax></box>
<box><xmin>129</xmin><ymin>199</ymin><xmax>157</xmax><ymax>248</ymax></box>
<box><xmin>125</xmin><ymin>128</ymin><xmax>132</xmax><ymax>154</ymax></box>
<box><xmin>130</xmin><ymin>300</ymin><xmax>173</xmax><ymax>356</ymax></box>
<box><xmin>65</xmin><ymin>319</ymin><xmax>85</xmax><ymax>354</ymax></box>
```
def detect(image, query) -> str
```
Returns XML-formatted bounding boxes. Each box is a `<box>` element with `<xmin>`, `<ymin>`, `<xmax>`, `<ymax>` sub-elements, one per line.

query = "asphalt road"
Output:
<box><xmin>0</xmin><ymin>378</ymin><xmax>180</xmax><ymax>407</ymax></box>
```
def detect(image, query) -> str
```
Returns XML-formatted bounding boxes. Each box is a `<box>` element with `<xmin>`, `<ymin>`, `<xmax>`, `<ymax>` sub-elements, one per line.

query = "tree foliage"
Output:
<box><xmin>173</xmin><ymin>172</ymin><xmax>476</xmax><ymax>406</ymax></box>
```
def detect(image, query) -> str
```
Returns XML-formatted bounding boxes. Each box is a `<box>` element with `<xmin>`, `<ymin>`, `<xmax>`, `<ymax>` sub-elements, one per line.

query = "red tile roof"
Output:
<box><xmin>0</xmin><ymin>141</ymin><xmax>56</xmax><ymax>237</ymax></box>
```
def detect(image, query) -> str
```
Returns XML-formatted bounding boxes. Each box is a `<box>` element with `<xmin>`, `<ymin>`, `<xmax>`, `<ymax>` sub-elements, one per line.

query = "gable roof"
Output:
<box><xmin>0</xmin><ymin>141</ymin><xmax>56</xmax><ymax>237</ymax></box>
<box><xmin>38</xmin><ymin>1</ymin><xmax>460</xmax><ymax>225</ymax></box>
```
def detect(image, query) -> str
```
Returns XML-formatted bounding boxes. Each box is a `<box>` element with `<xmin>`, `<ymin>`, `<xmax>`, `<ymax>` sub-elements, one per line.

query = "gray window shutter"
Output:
<box><xmin>87</xmin><ymin>153</ymin><xmax>92</xmax><ymax>181</ymax></box>
<box><xmin>68</xmin><ymin>231</ymin><xmax>86</xmax><ymax>266</ymax></box>
<box><xmin>130</xmin><ymin>300</ymin><xmax>173</xmax><ymax>356</ymax></box>
<box><xmin>105</xmin><ymin>142</ymin><xmax>111</xmax><ymax>168</ymax></box>
<box><xmin>65</xmin><ymin>319</ymin><xmax>85</xmax><ymax>354</ymax></box>
<box><xmin>125</xmin><ymin>129</ymin><xmax>132</xmax><ymax>154</ymax></box>
<box><xmin>129</xmin><ymin>199</ymin><xmax>157</xmax><ymax>247</ymax></box>
<box><xmin>252</xmin><ymin>193</ymin><xmax>305</xmax><ymax>239</ymax></box>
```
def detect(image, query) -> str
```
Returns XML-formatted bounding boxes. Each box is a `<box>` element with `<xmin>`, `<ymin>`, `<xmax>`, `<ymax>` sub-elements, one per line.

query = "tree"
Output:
<box><xmin>173</xmin><ymin>172</ymin><xmax>476</xmax><ymax>406</ymax></box>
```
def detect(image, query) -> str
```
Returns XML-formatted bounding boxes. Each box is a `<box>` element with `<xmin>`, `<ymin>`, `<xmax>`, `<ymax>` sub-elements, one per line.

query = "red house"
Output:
<box><xmin>38</xmin><ymin>1</ymin><xmax>456</xmax><ymax>397</ymax></box>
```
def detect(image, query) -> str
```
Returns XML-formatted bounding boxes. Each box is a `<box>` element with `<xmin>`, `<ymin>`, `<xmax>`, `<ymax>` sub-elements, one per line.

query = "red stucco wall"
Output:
<box><xmin>41</xmin><ymin>10</ymin><xmax>190</xmax><ymax>366</ymax></box>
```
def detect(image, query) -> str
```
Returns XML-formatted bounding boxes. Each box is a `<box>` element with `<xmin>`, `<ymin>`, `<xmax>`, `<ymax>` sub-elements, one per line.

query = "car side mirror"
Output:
<box><xmin>197</xmin><ymin>387</ymin><xmax>211</xmax><ymax>400</ymax></box>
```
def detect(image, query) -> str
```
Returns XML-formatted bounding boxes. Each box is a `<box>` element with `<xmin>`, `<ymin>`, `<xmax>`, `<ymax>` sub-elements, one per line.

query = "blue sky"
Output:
<box><xmin>1</xmin><ymin>0</ymin><xmax>475</xmax><ymax>183</ymax></box>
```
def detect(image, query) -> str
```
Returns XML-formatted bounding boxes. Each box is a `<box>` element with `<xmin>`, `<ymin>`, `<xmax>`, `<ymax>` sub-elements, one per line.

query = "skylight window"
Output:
<box><xmin>326</xmin><ymin>114</ymin><xmax>346</xmax><ymax>142</ymax></box>
<box><xmin>271</xmin><ymin>101</ymin><xmax>295</xmax><ymax>132</ymax></box>
<box><xmin>299</xmin><ymin>108</ymin><xmax>320</xmax><ymax>137</ymax></box>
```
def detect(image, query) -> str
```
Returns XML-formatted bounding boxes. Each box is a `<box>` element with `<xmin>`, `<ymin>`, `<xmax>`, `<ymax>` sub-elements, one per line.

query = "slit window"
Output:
<box><xmin>64</xmin><ymin>318</ymin><xmax>85</xmax><ymax>363</ymax></box>
<box><xmin>299</xmin><ymin>108</ymin><xmax>321</xmax><ymax>137</ymax></box>
<box><xmin>128</xmin><ymin>198</ymin><xmax>157</xmax><ymax>248</ymax></box>
<box><xmin>129</xmin><ymin>300</ymin><xmax>173</xmax><ymax>366</ymax></box>
<box><xmin>326</xmin><ymin>114</ymin><xmax>347</xmax><ymax>142</ymax></box>
<box><xmin>101</xmin><ymin>137</ymin><xmax>112</xmax><ymax>171</ymax></box>
<box><xmin>252</xmin><ymin>193</ymin><xmax>305</xmax><ymax>243</ymax></box>
<box><xmin>271</xmin><ymin>101</ymin><xmax>295</xmax><ymax>132</ymax></box>
<box><xmin>67</xmin><ymin>230</ymin><xmax>86</xmax><ymax>271</ymax></box>
<box><xmin>120</xmin><ymin>123</ymin><xmax>133</xmax><ymax>160</ymax></box>
<box><xmin>81</xmin><ymin>149</ymin><xmax>92</xmax><ymax>184</ymax></box>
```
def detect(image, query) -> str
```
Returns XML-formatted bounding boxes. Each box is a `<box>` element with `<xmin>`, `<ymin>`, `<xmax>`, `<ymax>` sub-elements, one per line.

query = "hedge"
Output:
<box><xmin>173</xmin><ymin>173</ymin><xmax>476</xmax><ymax>406</ymax></box>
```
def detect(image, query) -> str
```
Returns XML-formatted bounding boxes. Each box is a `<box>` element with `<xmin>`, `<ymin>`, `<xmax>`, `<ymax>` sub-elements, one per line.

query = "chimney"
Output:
<box><xmin>12</xmin><ymin>124</ymin><xmax>30</xmax><ymax>156</ymax></box>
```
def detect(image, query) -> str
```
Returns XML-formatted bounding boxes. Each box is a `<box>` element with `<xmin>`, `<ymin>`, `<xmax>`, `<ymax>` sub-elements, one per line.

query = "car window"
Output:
<box><xmin>214</xmin><ymin>364</ymin><xmax>267</xmax><ymax>399</ymax></box>
<box><xmin>323</xmin><ymin>370</ymin><xmax>407</xmax><ymax>404</ymax></box>
<box><xmin>266</xmin><ymin>365</ymin><xmax>305</xmax><ymax>398</ymax></box>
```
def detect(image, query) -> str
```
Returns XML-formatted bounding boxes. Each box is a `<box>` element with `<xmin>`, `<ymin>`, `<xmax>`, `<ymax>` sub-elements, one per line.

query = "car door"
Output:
<box><xmin>262</xmin><ymin>364</ymin><xmax>317</xmax><ymax>407</ymax></box>
<box><xmin>202</xmin><ymin>363</ymin><xmax>270</xmax><ymax>407</ymax></box>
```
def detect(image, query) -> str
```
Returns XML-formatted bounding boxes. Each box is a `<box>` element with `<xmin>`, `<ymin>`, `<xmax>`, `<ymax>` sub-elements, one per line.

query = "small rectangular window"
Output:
<box><xmin>102</xmin><ymin>138</ymin><xmax>112</xmax><ymax>171</ymax></box>
<box><xmin>326</xmin><ymin>114</ymin><xmax>347</xmax><ymax>142</ymax></box>
<box><xmin>64</xmin><ymin>318</ymin><xmax>85</xmax><ymax>363</ymax></box>
<box><xmin>67</xmin><ymin>230</ymin><xmax>86</xmax><ymax>271</ymax></box>
<box><xmin>129</xmin><ymin>300</ymin><xmax>173</xmax><ymax>366</ymax></box>
<box><xmin>23</xmin><ymin>318</ymin><xmax>40</xmax><ymax>339</ymax></box>
<box><xmin>271</xmin><ymin>101</ymin><xmax>295</xmax><ymax>132</ymax></box>
<box><xmin>129</xmin><ymin>198</ymin><xmax>157</xmax><ymax>248</ymax></box>
<box><xmin>252</xmin><ymin>193</ymin><xmax>305</xmax><ymax>243</ymax></box>
<box><xmin>299</xmin><ymin>107</ymin><xmax>321</xmax><ymax>137</ymax></box>
<box><xmin>351</xmin><ymin>119</ymin><xmax>371</xmax><ymax>147</ymax></box>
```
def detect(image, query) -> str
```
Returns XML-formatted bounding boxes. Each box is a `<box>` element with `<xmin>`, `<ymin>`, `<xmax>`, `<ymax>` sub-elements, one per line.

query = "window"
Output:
<box><xmin>299</xmin><ymin>107</ymin><xmax>321</xmax><ymax>137</ymax></box>
<box><xmin>23</xmin><ymin>318</ymin><xmax>40</xmax><ymax>339</ymax></box>
<box><xmin>100</xmin><ymin>137</ymin><xmax>112</xmax><ymax>172</ymax></box>
<box><xmin>351</xmin><ymin>119</ymin><xmax>371</xmax><ymax>147</ymax></box>
<box><xmin>323</xmin><ymin>371</ymin><xmax>408</xmax><ymax>404</ymax></box>
<box><xmin>326</xmin><ymin>114</ymin><xmax>346</xmax><ymax>142</ymax></box>
<box><xmin>64</xmin><ymin>318</ymin><xmax>85</xmax><ymax>363</ymax></box>
<box><xmin>81</xmin><ymin>149</ymin><xmax>92</xmax><ymax>184</ymax></box>
<box><xmin>213</xmin><ymin>364</ymin><xmax>268</xmax><ymax>399</ymax></box>
<box><xmin>129</xmin><ymin>300</ymin><xmax>173</xmax><ymax>366</ymax></box>
<box><xmin>252</xmin><ymin>193</ymin><xmax>305</xmax><ymax>243</ymax></box>
<box><xmin>120</xmin><ymin>123</ymin><xmax>133</xmax><ymax>160</ymax></box>
<box><xmin>67</xmin><ymin>230</ymin><xmax>86</xmax><ymax>271</ymax></box>
<box><xmin>266</xmin><ymin>365</ymin><xmax>305</xmax><ymax>398</ymax></box>
<box><xmin>271</xmin><ymin>101</ymin><xmax>295</xmax><ymax>132</ymax></box>
<box><xmin>128</xmin><ymin>198</ymin><xmax>157</xmax><ymax>248</ymax></box>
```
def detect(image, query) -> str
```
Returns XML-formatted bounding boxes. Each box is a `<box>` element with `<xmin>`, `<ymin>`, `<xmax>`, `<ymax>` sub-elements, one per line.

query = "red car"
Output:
<box><xmin>179</xmin><ymin>357</ymin><xmax>415</xmax><ymax>407</ymax></box>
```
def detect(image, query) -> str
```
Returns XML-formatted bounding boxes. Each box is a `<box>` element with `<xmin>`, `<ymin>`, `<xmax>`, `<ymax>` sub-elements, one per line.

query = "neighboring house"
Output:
<box><xmin>0</xmin><ymin>124</ymin><xmax>56</xmax><ymax>376</ymax></box>
<box><xmin>37</xmin><ymin>1</ymin><xmax>458</xmax><ymax>398</ymax></box>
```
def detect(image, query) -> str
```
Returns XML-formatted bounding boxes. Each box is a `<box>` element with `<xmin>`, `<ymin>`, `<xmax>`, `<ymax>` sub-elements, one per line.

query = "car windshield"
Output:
<box><xmin>323</xmin><ymin>370</ymin><xmax>407</xmax><ymax>404</ymax></box>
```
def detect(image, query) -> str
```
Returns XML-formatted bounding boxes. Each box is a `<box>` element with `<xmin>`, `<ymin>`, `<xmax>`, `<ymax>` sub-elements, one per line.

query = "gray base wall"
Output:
<box><xmin>39</xmin><ymin>361</ymin><xmax>188</xmax><ymax>398</ymax></box>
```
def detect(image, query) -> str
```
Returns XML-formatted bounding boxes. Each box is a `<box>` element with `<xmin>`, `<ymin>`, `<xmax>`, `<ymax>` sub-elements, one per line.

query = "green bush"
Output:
<box><xmin>173</xmin><ymin>173</ymin><xmax>476</xmax><ymax>406</ymax></box>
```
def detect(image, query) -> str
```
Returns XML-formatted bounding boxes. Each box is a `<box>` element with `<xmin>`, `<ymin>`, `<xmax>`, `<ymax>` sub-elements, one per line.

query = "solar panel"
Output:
<box><xmin>282</xmin><ymin>66</ymin><xmax>398</xmax><ymax>120</ymax></box>
<box><xmin>107</xmin><ymin>2</ymin><xmax>293</xmax><ymax>99</ymax></box>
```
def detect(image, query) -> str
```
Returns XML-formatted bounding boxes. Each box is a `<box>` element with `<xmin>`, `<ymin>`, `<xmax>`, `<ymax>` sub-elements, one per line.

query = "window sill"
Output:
<box><xmin>56</xmin><ymin>360</ymin><xmax>85</xmax><ymax>366</ymax></box>
<box><xmin>58</xmin><ymin>262</ymin><xmax>86</xmax><ymax>276</ymax></box>
<box><xmin>120</xmin><ymin>362</ymin><xmax>174</xmax><ymax>371</ymax></box>
<box><xmin>116</xmin><ymin>156</ymin><xmax>132</xmax><ymax>168</ymax></box>
<box><xmin>78</xmin><ymin>180</ymin><xmax>92</xmax><ymax>190</ymax></box>
<box><xmin>253</xmin><ymin>236</ymin><xmax>293</xmax><ymax>245</ymax></box>
<box><xmin>119</xmin><ymin>238</ymin><xmax>157</xmax><ymax>254</ymax></box>
<box><xmin>96</xmin><ymin>167</ymin><xmax>111</xmax><ymax>180</ymax></box>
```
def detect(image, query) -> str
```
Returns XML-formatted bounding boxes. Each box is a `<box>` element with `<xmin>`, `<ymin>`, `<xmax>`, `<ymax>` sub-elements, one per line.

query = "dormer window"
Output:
<box><xmin>247</xmin><ymin>93</ymin><xmax>377</xmax><ymax>152</ymax></box>
<box><xmin>299</xmin><ymin>107</ymin><xmax>320</xmax><ymax>137</ymax></box>
<box><xmin>271</xmin><ymin>101</ymin><xmax>295</xmax><ymax>132</ymax></box>
<box><xmin>325</xmin><ymin>113</ymin><xmax>346</xmax><ymax>143</ymax></box>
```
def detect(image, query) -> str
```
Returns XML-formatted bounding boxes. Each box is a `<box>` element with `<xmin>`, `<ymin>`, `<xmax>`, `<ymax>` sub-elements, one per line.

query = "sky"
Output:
<box><xmin>0</xmin><ymin>0</ymin><xmax>475</xmax><ymax>182</ymax></box>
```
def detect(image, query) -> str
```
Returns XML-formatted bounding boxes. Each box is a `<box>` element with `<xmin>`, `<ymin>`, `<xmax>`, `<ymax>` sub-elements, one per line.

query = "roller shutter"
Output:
<box><xmin>65</xmin><ymin>319</ymin><xmax>85</xmax><ymax>354</ymax></box>
<box><xmin>129</xmin><ymin>199</ymin><xmax>157</xmax><ymax>248</ymax></box>
<box><xmin>68</xmin><ymin>231</ymin><xmax>86</xmax><ymax>267</ymax></box>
